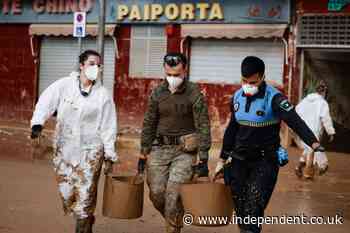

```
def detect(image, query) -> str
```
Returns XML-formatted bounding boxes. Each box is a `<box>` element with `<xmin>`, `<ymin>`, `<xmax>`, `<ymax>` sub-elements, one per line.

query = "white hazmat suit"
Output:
<box><xmin>296</xmin><ymin>93</ymin><xmax>335</xmax><ymax>169</ymax></box>
<box><xmin>31</xmin><ymin>71</ymin><xmax>117</xmax><ymax>219</ymax></box>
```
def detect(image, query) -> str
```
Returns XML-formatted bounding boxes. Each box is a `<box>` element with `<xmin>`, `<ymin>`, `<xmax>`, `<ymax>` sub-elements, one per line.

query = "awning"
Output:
<box><xmin>181</xmin><ymin>24</ymin><xmax>287</xmax><ymax>39</ymax></box>
<box><xmin>29</xmin><ymin>24</ymin><xmax>116</xmax><ymax>36</ymax></box>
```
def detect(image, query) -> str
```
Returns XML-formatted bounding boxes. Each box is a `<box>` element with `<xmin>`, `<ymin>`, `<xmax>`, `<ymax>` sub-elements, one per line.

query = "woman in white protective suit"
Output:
<box><xmin>295</xmin><ymin>81</ymin><xmax>335</xmax><ymax>176</ymax></box>
<box><xmin>30</xmin><ymin>50</ymin><xmax>117</xmax><ymax>233</ymax></box>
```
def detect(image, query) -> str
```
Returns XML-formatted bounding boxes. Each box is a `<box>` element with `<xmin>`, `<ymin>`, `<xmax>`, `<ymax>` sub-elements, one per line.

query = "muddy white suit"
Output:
<box><xmin>296</xmin><ymin>93</ymin><xmax>335</xmax><ymax>169</ymax></box>
<box><xmin>31</xmin><ymin>72</ymin><xmax>117</xmax><ymax>219</ymax></box>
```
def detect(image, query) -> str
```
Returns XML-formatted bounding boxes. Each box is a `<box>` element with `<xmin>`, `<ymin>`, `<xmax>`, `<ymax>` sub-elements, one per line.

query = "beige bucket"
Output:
<box><xmin>102</xmin><ymin>174</ymin><xmax>144</xmax><ymax>219</ymax></box>
<box><xmin>180</xmin><ymin>181</ymin><xmax>234</xmax><ymax>226</ymax></box>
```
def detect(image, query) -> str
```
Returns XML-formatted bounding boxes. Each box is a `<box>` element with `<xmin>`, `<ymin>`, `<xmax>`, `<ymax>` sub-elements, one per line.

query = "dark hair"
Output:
<box><xmin>241</xmin><ymin>56</ymin><xmax>265</xmax><ymax>78</ymax></box>
<box><xmin>316</xmin><ymin>81</ymin><xmax>327</xmax><ymax>93</ymax></box>
<box><xmin>163</xmin><ymin>52</ymin><xmax>187</xmax><ymax>67</ymax></box>
<box><xmin>79</xmin><ymin>50</ymin><xmax>101</xmax><ymax>65</ymax></box>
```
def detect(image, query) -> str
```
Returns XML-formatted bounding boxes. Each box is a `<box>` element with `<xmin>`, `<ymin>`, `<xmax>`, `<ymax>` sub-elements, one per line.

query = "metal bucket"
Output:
<box><xmin>180</xmin><ymin>181</ymin><xmax>234</xmax><ymax>226</ymax></box>
<box><xmin>102</xmin><ymin>174</ymin><xmax>144</xmax><ymax>219</ymax></box>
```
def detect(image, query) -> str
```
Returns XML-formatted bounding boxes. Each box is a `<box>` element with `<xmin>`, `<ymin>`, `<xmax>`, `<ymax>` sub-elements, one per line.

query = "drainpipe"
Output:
<box><xmin>97</xmin><ymin>0</ymin><xmax>106</xmax><ymax>84</ymax></box>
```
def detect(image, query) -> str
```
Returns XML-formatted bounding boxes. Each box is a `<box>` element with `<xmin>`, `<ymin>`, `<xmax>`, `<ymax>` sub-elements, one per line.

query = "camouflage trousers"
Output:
<box><xmin>53</xmin><ymin>148</ymin><xmax>104</xmax><ymax>219</ymax></box>
<box><xmin>146</xmin><ymin>145</ymin><xmax>194</xmax><ymax>231</ymax></box>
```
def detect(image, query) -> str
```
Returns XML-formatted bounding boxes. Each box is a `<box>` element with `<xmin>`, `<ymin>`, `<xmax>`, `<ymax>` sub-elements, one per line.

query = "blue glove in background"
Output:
<box><xmin>277</xmin><ymin>146</ymin><xmax>289</xmax><ymax>167</ymax></box>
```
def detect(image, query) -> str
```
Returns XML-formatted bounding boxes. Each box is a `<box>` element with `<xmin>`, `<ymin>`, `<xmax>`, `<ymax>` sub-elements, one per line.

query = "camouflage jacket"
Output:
<box><xmin>140</xmin><ymin>79</ymin><xmax>211</xmax><ymax>160</ymax></box>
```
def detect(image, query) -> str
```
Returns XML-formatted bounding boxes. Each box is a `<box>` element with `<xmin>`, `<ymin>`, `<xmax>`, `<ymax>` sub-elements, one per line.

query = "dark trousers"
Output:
<box><xmin>225</xmin><ymin>155</ymin><xmax>279</xmax><ymax>233</ymax></box>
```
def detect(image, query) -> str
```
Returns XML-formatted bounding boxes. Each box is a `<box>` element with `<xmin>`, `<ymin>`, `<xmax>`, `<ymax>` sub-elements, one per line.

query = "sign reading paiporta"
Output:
<box><xmin>116</xmin><ymin>3</ymin><xmax>224</xmax><ymax>21</ymax></box>
<box><xmin>0</xmin><ymin>0</ymin><xmax>290</xmax><ymax>24</ymax></box>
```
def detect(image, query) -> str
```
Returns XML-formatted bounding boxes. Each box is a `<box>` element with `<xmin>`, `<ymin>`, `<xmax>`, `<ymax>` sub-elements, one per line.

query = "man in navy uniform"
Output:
<box><xmin>215</xmin><ymin>56</ymin><xmax>324</xmax><ymax>233</ymax></box>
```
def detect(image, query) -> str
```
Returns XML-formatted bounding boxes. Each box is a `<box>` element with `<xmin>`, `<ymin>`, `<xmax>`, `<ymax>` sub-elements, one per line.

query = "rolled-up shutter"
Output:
<box><xmin>189</xmin><ymin>39</ymin><xmax>284</xmax><ymax>85</ymax></box>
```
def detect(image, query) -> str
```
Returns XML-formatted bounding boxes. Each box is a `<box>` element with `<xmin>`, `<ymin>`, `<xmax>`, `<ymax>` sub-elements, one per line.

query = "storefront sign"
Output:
<box><xmin>0</xmin><ymin>0</ymin><xmax>290</xmax><ymax>24</ymax></box>
<box><xmin>328</xmin><ymin>0</ymin><xmax>350</xmax><ymax>11</ymax></box>
<box><xmin>116</xmin><ymin>3</ymin><xmax>224</xmax><ymax>21</ymax></box>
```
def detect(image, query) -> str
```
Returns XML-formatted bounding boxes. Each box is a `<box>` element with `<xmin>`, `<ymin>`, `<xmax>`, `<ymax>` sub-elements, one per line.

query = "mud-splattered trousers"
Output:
<box><xmin>225</xmin><ymin>155</ymin><xmax>279</xmax><ymax>233</ymax></box>
<box><xmin>146</xmin><ymin>145</ymin><xmax>194</xmax><ymax>230</ymax></box>
<box><xmin>53</xmin><ymin>146</ymin><xmax>104</xmax><ymax>219</ymax></box>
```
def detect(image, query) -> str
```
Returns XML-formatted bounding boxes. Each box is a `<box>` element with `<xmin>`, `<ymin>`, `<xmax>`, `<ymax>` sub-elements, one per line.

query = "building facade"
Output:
<box><xmin>0</xmin><ymin>0</ymin><xmax>292</xmax><ymax>141</ymax></box>
<box><xmin>292</xmin><ymin>0</ymin><xmax>350</xmax><ymax>152</ymax></box>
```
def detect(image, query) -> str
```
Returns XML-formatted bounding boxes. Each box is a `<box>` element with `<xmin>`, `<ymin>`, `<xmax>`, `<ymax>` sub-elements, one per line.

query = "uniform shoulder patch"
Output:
<box><xmin>279</xmin><ymin>99</ymin><xmax>293</xmax><ymax>111</ymax></box>
<box><xmin>234</xmin><ymin>102</ymin><xmax>240</xmax><ymax>112</ymax></box>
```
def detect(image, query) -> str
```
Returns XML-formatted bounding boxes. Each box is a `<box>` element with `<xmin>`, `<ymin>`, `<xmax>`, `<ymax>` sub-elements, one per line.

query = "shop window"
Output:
<box><xmin>129</xmin><ymin>25</ymin><xmax>167</xmax><ymax>78</ymax></box>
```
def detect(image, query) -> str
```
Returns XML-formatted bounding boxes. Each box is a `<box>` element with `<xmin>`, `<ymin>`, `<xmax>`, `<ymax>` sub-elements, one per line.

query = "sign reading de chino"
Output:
<box><xmin>0</xmin><ymin>0</ymin><xmax>290</xmax><ymax>24</ymax></box>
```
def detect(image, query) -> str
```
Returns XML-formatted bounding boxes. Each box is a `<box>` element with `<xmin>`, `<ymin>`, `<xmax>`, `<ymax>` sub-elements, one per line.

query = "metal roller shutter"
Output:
<box><xmin>189</xmin><ymin>39</ymin><xmax>284</xmax><ymax>85</ymax></box>
<box><xmin>39</xmin><ymin>37</ymin><xmax>115</xmax><ymax>95</ymax></box>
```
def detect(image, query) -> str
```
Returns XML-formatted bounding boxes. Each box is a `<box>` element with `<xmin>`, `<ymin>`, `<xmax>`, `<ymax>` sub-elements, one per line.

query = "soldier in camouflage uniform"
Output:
<box><xmin>139</xmin><ymin>52</ymin><xmax>211</xmax><ymax>233</ymax></box>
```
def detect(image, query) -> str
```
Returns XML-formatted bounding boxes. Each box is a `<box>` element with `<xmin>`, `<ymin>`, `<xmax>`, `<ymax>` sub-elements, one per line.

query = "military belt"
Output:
<box><xmin>157</xmin><ymin>135</ymin><xmax>181</xmax><ymax>145</ymax></box>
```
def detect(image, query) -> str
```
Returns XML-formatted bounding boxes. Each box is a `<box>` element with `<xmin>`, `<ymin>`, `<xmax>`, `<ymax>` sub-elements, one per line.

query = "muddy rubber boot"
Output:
<box><xmin>87</xmin><ymin>216</ymin><xmax>95</xmax><ymax>233</ymax></box>
<box><xmin>166</xmin><ymin>222</ymin><xmax>181</xmax><ymax>233</ymax></box>
<box><xmin>295</xmin><ymin>161</ymin><xmax>306</xmax><ymax>178</ymax></box>
<box><xmin>318</xmin><ymin>165</ymin><xmax>328</xmax><ymax>176</ymax></box>
<box><xmin>75</xmin><ymin>218</ymin><xmax>87</xmax><ymax>233</ymax></box>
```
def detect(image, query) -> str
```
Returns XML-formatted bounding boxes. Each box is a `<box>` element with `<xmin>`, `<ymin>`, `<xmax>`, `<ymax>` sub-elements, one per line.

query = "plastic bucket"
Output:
<box><xmin>102</xmin><ymin>175</ymin><xmax>144</xmax><ymax>219</ymax></box>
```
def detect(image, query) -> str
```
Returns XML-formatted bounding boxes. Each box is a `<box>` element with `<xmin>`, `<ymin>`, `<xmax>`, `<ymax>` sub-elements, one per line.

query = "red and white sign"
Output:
<box><xmin>73</xmin><ymin>12</ymin><xmax>86</xmax><ymax>37</ymax></box>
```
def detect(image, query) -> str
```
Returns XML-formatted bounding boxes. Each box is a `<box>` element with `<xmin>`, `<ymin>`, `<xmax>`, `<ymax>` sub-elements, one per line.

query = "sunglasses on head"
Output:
<box><xmin>164</xmin><ymin>55</ymin><xmax>183</xmax><ymax>67</ymax></box>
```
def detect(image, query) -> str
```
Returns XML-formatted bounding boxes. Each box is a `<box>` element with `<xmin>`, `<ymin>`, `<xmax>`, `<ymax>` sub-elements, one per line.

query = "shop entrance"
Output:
<box><xmin>300</xmin><ymin>49</ymin><xmax>350</xmax><ymax>153</ymax></box>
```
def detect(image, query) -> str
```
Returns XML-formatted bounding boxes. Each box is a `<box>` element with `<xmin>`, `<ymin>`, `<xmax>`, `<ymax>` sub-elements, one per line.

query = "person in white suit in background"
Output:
<box><xmin>295</xmin><ymin>81</ymin><xmax>335</xmax><ymax>176</ymax></box>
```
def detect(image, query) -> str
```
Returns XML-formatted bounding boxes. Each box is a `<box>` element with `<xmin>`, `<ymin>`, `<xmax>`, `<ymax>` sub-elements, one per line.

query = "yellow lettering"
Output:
<box><xmin>181</xmin><ymin>4</ymin><xmax>195</xmax><ymax>20</ymax></box>
<box><xmin>209</xmin><ymin>3</ymin><xmax>224</xmax><ymax>20</ymax></box>
<box><xmin>129</xmin><ymin>5</ymin><xmax>142</xmax><ymax>21</ymax></box>
<box><xmin>144</xmin><ymin>4</ymin><xmax>150</xmax><ymax>21</ymax></box>
<box><xmin>197</xmin><ymin>3</ymin><xmax>209</xmax><ymax>20</ymax></box>
<box><xmin>151</xmin><ymin>4</ymin><xmax>163</xmax><ymax>21</ymax></box>
<box><xmin>117</xmin><ymin>5</ymin><xmax>129</xmax><ymax>21</ymax></box>
<box><xmin>165</xmin><ymin>3</ymin><xmax>179</xmax><ymax>20</ymax></box>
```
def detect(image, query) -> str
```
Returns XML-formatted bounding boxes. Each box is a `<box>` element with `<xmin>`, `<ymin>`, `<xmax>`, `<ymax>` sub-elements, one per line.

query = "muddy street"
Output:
<box><xmin>0</xmin><ymin>125</ymin><xmax>349</xmax><ymax>233</ymax></box>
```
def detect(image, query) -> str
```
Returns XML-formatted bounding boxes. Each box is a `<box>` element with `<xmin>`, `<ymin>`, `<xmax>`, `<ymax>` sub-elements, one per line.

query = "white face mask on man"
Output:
<box><xmin>166</xmin><ymin>76</ymin><xmax>183</xmax><ymax>93</ymax></box>
<box><xmin>84</xmin><ymin>65</ymin><xmax>99</xmax><ymax>81</ymax></box>
<box><xmin>242</xmin><ymin>84</ymin><xmax>259</xmax><ymax>96</ymax></box>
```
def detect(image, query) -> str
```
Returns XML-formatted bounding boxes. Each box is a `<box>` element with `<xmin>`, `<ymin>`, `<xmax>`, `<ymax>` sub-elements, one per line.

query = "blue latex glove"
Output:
<box><xmin>277</xmin><ymin>146</ymin><xmax>289</xmax><ymax>167</ymax></box>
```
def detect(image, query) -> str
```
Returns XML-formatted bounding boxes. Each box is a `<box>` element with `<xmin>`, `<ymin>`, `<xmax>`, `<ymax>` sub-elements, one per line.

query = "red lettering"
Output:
<box><xmin>58</xmin><ymin>0</ymin><xmax>65</xmax><ymax>13</ymax></box>
<box><xmin>12</xmin><ymin>0</ymin><xmax>22</xmax><ymax>15</ymax></box>
<box><xmin>65</xmin><ymin>0</ymin><xmax>78</xmax><ymax>13</ymax></box>
<box><xmin>46</xmin><ymin>0</ymin><xmax>58</xmax><ymax>13</ymax></box>
<box><xmin>2</xmin><ymin>0</ymin><xmax>10</xmax><ymax>14</ymax></box>
<box><xmin>33</xmin><ymin>0</ymin><xmax>45</xmax><ymax>14</ymax></box>
<box><xmin>79</xmin><ymin>0</ymin><xmax>93</xmax><ymax>12</ymax></box>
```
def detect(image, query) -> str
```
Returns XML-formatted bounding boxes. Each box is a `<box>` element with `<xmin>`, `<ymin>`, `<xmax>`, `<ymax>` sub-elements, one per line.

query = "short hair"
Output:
<box><xmin>241</xmin><ymin>56</ymin><xmax>265</xmax><ymax>78</ymax></box>
<box><xmin>79</xmin><ymin>50</ymin><xmax>101</xmax><ymax>65</ymax></box>
<box><xmin>316</xmin><ymin>81</ymin><xmax>327</xmax><ymax>93</ymax></box>
<box><xmin>163</xmin><ymin>52</ymin><xmax>187</xmax><ymax>67</ymax></box>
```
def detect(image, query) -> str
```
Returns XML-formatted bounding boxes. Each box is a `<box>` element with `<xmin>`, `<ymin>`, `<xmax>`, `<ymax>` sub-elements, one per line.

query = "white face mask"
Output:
<box><xmin>84</xmin><ymin>65</ymin><xmax>99</xmax><ymax>81</ymax></box>
<box><xmin>242</xmin><ymin>84</ymin><xmax>259</xmax><ymax>96</ymax></box>
<box><xmin>166</xmin><ymin>76</ymin><xmax>183</xmax><ymax>92</ymax></box>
